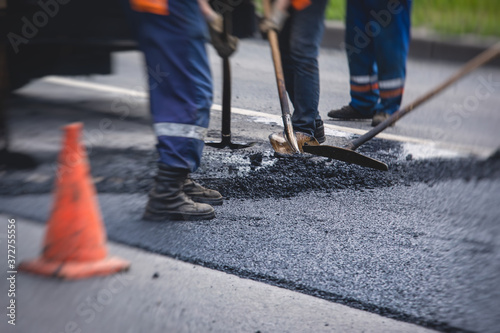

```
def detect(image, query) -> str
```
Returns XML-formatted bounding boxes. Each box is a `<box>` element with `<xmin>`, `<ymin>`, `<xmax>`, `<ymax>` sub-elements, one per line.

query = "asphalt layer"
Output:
<box><xmin>2</xmin><ymin>141</ymin><xmax>499</xmax><ymax>199</ymax></box>
<box><xmin>1</xmin><ymin>142</ymin><xmax>500</xmax><ymax>333</ymax></box>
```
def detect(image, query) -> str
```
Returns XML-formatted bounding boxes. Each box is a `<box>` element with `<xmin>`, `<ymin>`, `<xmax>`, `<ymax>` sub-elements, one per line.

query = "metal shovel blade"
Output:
<box><xmin>302</xmin><ymin>145</ymin><xmax>388</xmax><ymax>171</ymax></box>
<box><xmin>269</xmin><ymin>131</ymin><xmax>320</xmax><ymax>155</ymax></box>
<box><xmin>206</xmin><ymin>136</ymin><xmax>256</xmax><ymax>150</ymax></box>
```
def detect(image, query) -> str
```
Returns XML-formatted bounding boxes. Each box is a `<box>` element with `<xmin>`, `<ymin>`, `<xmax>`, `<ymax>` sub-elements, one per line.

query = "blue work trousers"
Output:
<box><xmin>345</xmin><ymin>0</ymin><xmax>412</xmax><ymax>116</ymax></box>
<box><xmin>124</xmin><ymin>0</ymin><xmax>212</xmax><ymax>172</ymax></box>
<box><xmin>279</xmin><ymin>0</ymin><xmax>328</xmax><ymax>136</ymax></box>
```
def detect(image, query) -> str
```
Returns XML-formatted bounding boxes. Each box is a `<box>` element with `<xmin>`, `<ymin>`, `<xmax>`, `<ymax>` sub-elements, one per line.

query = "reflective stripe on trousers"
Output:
<box><xmin>154</xmin><ymin>123</ymin><xmax>208</xmax><ymax>141</ymax></box>
<box><xmin>345</xmin><ymin>0</ymin><xmax>411</xmax><ymax>115</ymax></box>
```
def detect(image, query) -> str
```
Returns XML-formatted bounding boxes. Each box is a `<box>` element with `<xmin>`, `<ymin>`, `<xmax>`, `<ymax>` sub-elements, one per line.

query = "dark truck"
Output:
<box><xmin>3</xmin><ymin>0</ymin><xmax>136</xmax><ymax>90</ymax></box>
<box><xmin>1</xmin><ymin>0</ymin><xmax>255</xmax><ymax>90</ymax></box>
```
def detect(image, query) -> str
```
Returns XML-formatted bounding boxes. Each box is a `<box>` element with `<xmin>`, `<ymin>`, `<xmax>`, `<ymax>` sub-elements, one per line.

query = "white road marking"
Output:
<box><xmin>44</xmin><ymin>76</ymin><xmax>148</xmax><ymax>98</ymax></box>
<box><xmin>42</xmin><ymin>76</ymin><xmax>491</xmax><ymax>157</ymax></box>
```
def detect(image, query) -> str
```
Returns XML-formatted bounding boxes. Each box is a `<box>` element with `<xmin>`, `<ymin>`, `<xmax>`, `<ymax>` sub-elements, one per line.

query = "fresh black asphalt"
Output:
<box><xmin>1</xmin><ymin>143</ymin><xmax>499</xmax><ymax>333</ymax></box>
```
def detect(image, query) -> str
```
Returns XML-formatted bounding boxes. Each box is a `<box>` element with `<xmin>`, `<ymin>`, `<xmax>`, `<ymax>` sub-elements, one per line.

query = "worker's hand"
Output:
<box><xmin>207</xmin><ymin>12</ymin><xmax>238</xmax><ymax>58</ymax></box>
<box><xmin>259</xmin><ymin>3</ymin><xmax>288</xmax><ymax>35</ymax></box>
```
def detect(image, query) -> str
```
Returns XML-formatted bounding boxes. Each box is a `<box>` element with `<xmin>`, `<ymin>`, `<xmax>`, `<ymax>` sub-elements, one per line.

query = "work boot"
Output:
<box><xmin>327</xmin><ymin>105</ymin><xmax>372</xmax><ymax>120</ymax></box>
<box><xmin>371</xmin><ymin>112</ymin><xmax>393</xmax><ymax>127</ymax></box>
<box><xmin>314</xmin><ymin>119</ymin><xmax>326</xmax><ymax>144</ymax></box>
<box><xmin>184</xmin><ymin>176</ymin><xmax>223</xmax><ymax>206</ymax></box>
<box><xmin>143</xmin><ymin>165</ymin><xmax>215</xmax><ymax>221</ymax></box>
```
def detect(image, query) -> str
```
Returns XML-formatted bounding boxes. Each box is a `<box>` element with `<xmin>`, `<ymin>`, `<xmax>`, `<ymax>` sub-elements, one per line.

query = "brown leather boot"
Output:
<box><xmin>143</xmin><ymin>165</ymin><xmax>215</xmax><ymax>221</ymax></box>
<box><xmin>184</xmin><ymin>176</ymin><xmax>223</xmax><ymax>206</ymax></box>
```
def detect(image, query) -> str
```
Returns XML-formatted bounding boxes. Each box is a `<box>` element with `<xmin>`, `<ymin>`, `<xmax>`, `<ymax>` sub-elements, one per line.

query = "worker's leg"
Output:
<box><xmin>282</xmin><ymin>0</ymin><xmax>328</xmax><ymax>136</ymax></box>
<box><xmin>124</xmin><ymin>0</ymin><xmax>216</xmax><ymax>220</ymax></box>
<box><xmin>345</xmin><ymin>0</ymin><xmax>379</xmax><ymax>116</ymax></box>
<box><xmin>128</xmin><ymin>0</ymin><xmax>212</xmax><ymax>172</ymax></box>
<box><xmin>370</xmin><ymin>0</ymin><xmax>412</xmax><ymax>116</ymax></box>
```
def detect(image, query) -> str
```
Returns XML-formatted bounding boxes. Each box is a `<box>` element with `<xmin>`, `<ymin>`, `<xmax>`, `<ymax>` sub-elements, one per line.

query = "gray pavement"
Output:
<box><xmin>22</xmin><ymin>39</ymin><xmax>498</xmax><ymax>155</ymax></box>
<box><xmin>0</xmin><ymin>216</ymin><xmax>436</xmax><ymax>333</ymax></box>
<box><xmin>1</xmin><ymin>39</ymin><xmax>500</xmax><ymax>332</ymax></box>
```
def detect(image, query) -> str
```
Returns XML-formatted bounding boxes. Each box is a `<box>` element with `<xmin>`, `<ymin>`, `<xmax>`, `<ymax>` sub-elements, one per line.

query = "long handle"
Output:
<box><xmin>345</xmin><ymin>42</ymin><xmax>500</xmax><ymax>151</ymax></box>
<box><xmin>263</xmin><ymin>0</ymin><xmax>300</xmax><ymax>153</ymax></box>
<box><xmin>221</xmin><ymin>9</ymin><xmax>232</xmax><ymax>138</ymax></box>
<box><xmin>0</xmin><ymin>43</ymin><xmax>9</xmax><ymax>151</ymax></box>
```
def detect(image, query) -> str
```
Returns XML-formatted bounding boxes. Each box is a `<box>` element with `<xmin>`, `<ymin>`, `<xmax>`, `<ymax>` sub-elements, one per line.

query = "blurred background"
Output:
<box><xmin>326</xmin><ymin>0</ymin><xmax>500</xmax><ymax>37</ymax></box>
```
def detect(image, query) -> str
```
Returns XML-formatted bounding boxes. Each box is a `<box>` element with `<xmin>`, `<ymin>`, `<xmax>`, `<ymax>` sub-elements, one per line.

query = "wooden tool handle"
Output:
<box><xmin>346</xmin><ymin>42</ymin><xmax>500</xmax><ymax>151</ymax></box>
<box><xmin>263</xmin><ymin>0</ymin><xmax>300</xmax><ymax>153</ymax></box>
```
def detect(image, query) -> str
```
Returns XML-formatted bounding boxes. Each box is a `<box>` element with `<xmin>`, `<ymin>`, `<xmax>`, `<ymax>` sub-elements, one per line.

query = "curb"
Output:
<box><xmin>321</xmin><ymin>21</ymin><xmax>500</xmax><ymax>67</ymax></box>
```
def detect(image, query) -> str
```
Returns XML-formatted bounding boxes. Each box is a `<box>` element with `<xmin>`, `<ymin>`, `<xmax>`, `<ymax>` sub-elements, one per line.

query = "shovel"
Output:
<box><xmin>303</xmin><ymin>41</ymin><xmax>500</xmax><ymax>171</ymax></box>
<box><xmin>206</xmin><ymin>7</ymin><xmax>256</xmax><ymax>150</ymax></box>
<box><xmin>263</xmin><ymin>0</ymin><xmax>387</xmax><ymax>171</ymax></box>
<box><xmin>263</xmin><ymin>0</ymin><xmax>320</xmax><ymax>155</ymax></box>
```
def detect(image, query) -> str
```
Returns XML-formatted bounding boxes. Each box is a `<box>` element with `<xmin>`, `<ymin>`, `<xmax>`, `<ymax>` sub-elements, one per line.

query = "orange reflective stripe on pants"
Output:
<box><xmin>350</xmin><ymin>83</ymin><xmax>379</xmax><ymax>93</ymax></box>
<box><xmin>380</xmin><ymin>88</ymin><xmax>404</xmax><ymax>99</ymax></box>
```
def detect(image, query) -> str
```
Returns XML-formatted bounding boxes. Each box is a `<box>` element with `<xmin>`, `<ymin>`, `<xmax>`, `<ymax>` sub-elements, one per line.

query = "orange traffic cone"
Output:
<box><xmin>19</xmin><ymin>122</ymin><xmax>130</xmax><ymax>279</ymax></box>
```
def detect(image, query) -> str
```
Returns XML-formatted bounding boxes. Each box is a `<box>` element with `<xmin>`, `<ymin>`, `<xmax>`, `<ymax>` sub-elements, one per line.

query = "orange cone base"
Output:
<box><xmin>19</xmin><ymin>256</ymin><xmax>130</xmax><ymax>280</ymax></box>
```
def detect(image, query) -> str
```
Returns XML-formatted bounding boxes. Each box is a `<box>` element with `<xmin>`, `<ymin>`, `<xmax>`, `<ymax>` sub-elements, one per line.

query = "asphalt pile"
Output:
<box><xmin>1</xmin><ymin>139</ymin><xmax>499</xmax><ymax>198</ymax></box>
<box><xmin>206</xmin><ymin>149</ymin><xmax>500</xmax><ymax>199</ymax></box>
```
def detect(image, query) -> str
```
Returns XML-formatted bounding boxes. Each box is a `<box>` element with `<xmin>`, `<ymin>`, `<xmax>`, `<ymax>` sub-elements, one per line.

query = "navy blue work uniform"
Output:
<box><xmin>124</xmin><ymin>0</ymin><xmax>212</xmax><ymax>172</ymax></box>
<box><xmin>344</xmin><ymin>0</ymin><xmax>412</xmax><ymax>116</ymax></box>
<box><xmin>279</xmin><ymin>0</ymin><xmax>328</xmax><ymax>136</ymax></box>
